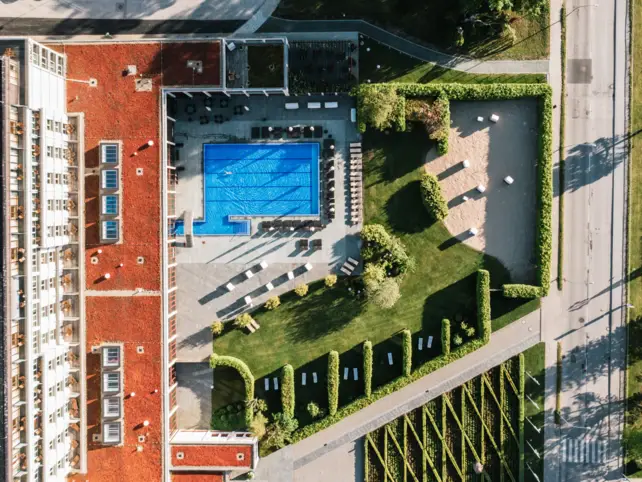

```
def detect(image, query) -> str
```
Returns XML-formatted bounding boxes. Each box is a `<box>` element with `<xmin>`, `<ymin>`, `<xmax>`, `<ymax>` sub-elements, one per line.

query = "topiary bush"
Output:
<box><xmin>476</xmin><ymin>270</ymin><xmax>491</xmax><ymax>344</ymax></box>
<box><xmin>401</xmin><ymin>329</ymin><xmax>412</xmax><ymax>376</ymax></box>
<box><xmin>363</xmin><ymin>340</ymin><xmax>373</xmax><ymax>398</ymax></box>
<box><xmin>368</xmin><ymin>278</ymin><xmax>401</xmax><ymax>309</ymax></box>
<box><xmin>210</xmin><ymin>320</ymin><xmax>223</xmax><ymax>336</ymax></box>
<box><xmin>328</xmin><ymin>351</ymin><xmax>339</xmax><ymax>416</ymax></box>
<box><xmin>281</xmin><ymin>364</ymin><xmax>295</xmax><ymax>418</ymax></box>
<box><xmin>209</xmin><ymin>354</ymin><xmax>255</xmax><ymax>426</ymax></box>
<box><xmin>294</xmin><ymin>284</ymin><xmax>309</xmax><ymax>297</ymax></box>
<box><xmin>441</xmin><ymin>319</ymin><xmax>451</xmax><ymax>355</ymax></box>
<box><xmin>324</xmin><ymin>274</ymin><xmax>338</xmax><ymax>287</ymax></box>
<box><xmin>265</xmin><ymin>296</ymin><xmax>281</xmax><ymax>310</ymax></box>
<box><xmin>502</xmin><ymin>283</ymin><xmax>542</xmax><ymax>299</ymax></box>
<box><xmin>234</xmin><ymin>313</ymin><xmax>253</xmax><ymax>329</ymax></box>
<box><xmin>420</xmin><ymin>172</ymin><xmax>449</xmax><ymax>221</ymax></box>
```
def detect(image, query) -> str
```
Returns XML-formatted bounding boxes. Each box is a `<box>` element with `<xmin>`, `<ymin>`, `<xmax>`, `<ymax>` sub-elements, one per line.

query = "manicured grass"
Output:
<box><xmin>626</xmin><ymin>0</ymin><xmax>642</xmax><ymax>476</ymax></box>
<box><xmin>523</xmin><ymin>343</ymin><xmax>545</xmax><ymax>482</ymax></box>
<box><xmin>360</xmin><ymin>37</ymin><xmax>548</xmax><ymax>85</ymax></box>
<box><xmin>213</xmin><ymin>129</ymin><xmax>537</xmax><ymax>405</ymax></box>
<box><xmin>275</xmin><ymin>1</ymin><xmax>549</xmax><ymax>60</ymax></box>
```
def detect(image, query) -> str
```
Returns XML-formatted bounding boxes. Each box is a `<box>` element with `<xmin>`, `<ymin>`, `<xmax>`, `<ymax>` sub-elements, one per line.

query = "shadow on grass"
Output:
<box><xmin>385</xmin><ymin>180</ymin><xmax>433</xmax><ymax>233</ymax></box>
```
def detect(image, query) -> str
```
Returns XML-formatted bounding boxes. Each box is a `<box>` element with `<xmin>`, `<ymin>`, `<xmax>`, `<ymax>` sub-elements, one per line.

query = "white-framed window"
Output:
<box><xmin>102</xmin><ymin>195</ymin><xmax>118</xmax><ymax>215</ymax></box>
<box><xmin>104</xmin><ymin>397</ymin><xmax>121</xmax><ymax>418</ymax></box>
<box><xmin>46</xmin><ymin>120</ymin><xmax>53</xmax><ymax>131</ymax></box>
<box><xmin>103</xmin><ymin>422</ymin><xmax>121</xmax><ymax>444</ymax></box>
<box><xmin>54</xmin><ymin>147</ymin><xmax>61</xmax><ymax>158</ymax></box>
<box><xmin>46</xmin><ymin>145</ymin><xmax>53</xmax><ymax>157</ymax></box>
<box><xmin>54</xmin><ymin>122</ymin><xmax>61</xmax><ymax>133</ymax></box>
<box><xmin>103</xmin><ymin>347</ymin><xmax>120</xmax><ymax>367</ymax></box>
<box><xmin>103</xmin><ymin>373</ymin><xmax>120</xmax><ymax>393</ymax></box>
<box><xmin>57</xmin><ymin>56</ymin><xmax>64</xmax><ymax>76</ymax></box>
<box><xmin>101</xmin><ymin>143</ymin><xmax>119</xmax><ymax>164</ymax></box>
<box><xmin>9</xmin><ymin>60</ymin><xmax>19</xmax><ymax>86</ymax></box>
<box><xmin>102</xmin><ymin>221</ymin><xmax>119</xmax><ymax>241</ymax></box>
<box><xmin>101</xmin><ymin>170</ymin><xmax>118</xmax><ymax>190</ymax></box>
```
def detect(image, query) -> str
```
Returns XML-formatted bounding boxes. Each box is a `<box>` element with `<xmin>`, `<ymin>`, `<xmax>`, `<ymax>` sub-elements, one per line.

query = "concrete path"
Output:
<box><xmin>259</xmin><ymin>17</ymin><xmax>550</xmax><ymax>74</ymax></box>
<box><xmin>254</xmin><ymin>311</ymin><xmax>541</xmax><ymax>481</ymax></box>
<box><xmin>234</xmin><ymin>0</ymin><xmax>281</xmax><ymax>35</ymax></box>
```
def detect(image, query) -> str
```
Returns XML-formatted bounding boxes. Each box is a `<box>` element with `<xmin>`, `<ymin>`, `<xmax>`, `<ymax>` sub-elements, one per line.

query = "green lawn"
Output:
<box><xmin>360</xmin><ymin>37</ymin><xmax>548</xmax><ymax>85</ymax></box>
<box><xmin>626</xmin><ymin>0</ymin><xmax>642</xmax><ymax>476</ymax></box>
<box><xmin>274</xmin><ymin>1</ymin><xmax>550</xmax><ymax>60</ymax></box>
<box><xmin>523</xmin><ymin>343</ymin><xmax>545</xmax><ymax>482</ymax></box>
<box><xmin>214</xmin><ymin>129</ymin><xmax>537</xmax><ymax>393</ymax></box>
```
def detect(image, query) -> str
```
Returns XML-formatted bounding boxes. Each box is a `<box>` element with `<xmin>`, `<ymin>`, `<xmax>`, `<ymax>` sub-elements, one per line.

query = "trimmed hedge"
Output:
<box><xmin>210</xmin><ymin>354</ymin><xmax>255</xmax><ymax>426</ymax></box>
<box><xmin>328</xmin><ymin>351</ymin><xmax>339</xmax><ymax>416</ymax></box>
<box><xmin>477</xmin><ymin>270</ymin><xmax>491</xmax><ymax>344</ymax></box>
<box><xmin>356</xmin><ymin>83</ymin><xmax>553</xmax><ymax>296</ymax></box>
<box><xmin>420</xmin><ymin>172</ymin><xmax>449</xmax><ymax>221</ymax></box>
<box><xmin>401</xmin><ymin>329</ymin><xmax>412</xmax><ymax>376</ymax></box>
<box><xmin>434</xmin><ymin>94</ymin><xmax>450</xmax><ymax>155</ymax></box>
<box><xmin>502</xmin><ymin>284</ymin><xmax>542</xmax><ymax>299</ymax></box>
<box><xmin>363</xmin><ymin>341</ymin><xmax>373</xmax><ymax>398</ymax></box>
<box><xmin>519</xmin><ymin>353</ymin><xmax>525</xmax><ymax>482</ymax></box>
<box><xmin>292</xmin><ymin>339</ymin><xmax>486</xmax><ymax>443</ymax></box>
<box><xmin>441</xmin><ymin>319</ymin><xmax>451</xmax><ymax>355</ymax></box>
<box><xmin>281</xmin><ymin>364</ymin><xmax>295</xmax><ymax>418</ymax></box>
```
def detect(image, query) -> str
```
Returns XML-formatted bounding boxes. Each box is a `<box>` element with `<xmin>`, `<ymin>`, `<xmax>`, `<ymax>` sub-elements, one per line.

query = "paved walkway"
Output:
<box><xmin>259</xmin><ymin>17</ymin><xmax>550</xmax><ymax>74</ymax></box>
<box><xmin>234</xmin><ymin>0</ymin><xmax>281</xmax><ymax>35</ymax></box>
<box><xmin>254</xmin><ymin>310</ymin><xmax>542</xmax><ymax>481</ymax></box>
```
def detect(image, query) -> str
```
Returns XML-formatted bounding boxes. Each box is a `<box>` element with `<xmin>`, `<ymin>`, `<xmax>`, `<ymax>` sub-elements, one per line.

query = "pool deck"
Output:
<box><xmin>172</xmin><ymin>94</ymin><xmax>362</xmax><ymax>362</ymax></box>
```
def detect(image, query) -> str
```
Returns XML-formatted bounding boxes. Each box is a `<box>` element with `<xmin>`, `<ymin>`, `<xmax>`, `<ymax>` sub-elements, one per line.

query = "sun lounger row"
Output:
<box><xmin>349</xmin><ymin>143</ymin><xmax>363</xmax><ymax>225</ymax></box>
<box><xmin>251</xmin><ymin>125</ymin><xmax>323</xmax><ymax>140</ymax></box>
<box><xmin>339</xmin><ymin>257</ymin><xmax>359</xmax><ymax>276</ymax></box>
<box><xmin>262</xmin><ymin>220</ymin><xmax>324</xmax><ymax>232</ymax></box>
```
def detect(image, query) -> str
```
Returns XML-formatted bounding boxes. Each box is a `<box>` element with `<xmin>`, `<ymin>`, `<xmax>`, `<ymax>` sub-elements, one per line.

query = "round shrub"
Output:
<box><xmin>234</xmin><ymin>313</ymin><xmax>253</xmax><ymax>329</ymax></box>
<box><xmin>210</xmin><ymin>320</ymin><xmax>223</xmax><ymax>336</ymax></box>
<box><xmin>324</xmin><ymin>274</ymin><xmax>338</xmax><ymax>287</ymax></box>
<box><xmin>265</xmin><ymin>296</ymin><xmax>281</xmax><ymax>310</ymax></box>
<box><xmin>420</xmin><ymin>172</ymin><xmax>448</xmax><ymax>221</ymax></box>
<box><xmin>362</xmin><ymin>263</ymin><xmax>386</xmax><ymax>291</ymax></box>
<box><xmin>361</xmin><ymin>224</ymin><xmax>415</xmax><ymax>275</ymax></box>
<box><xmin>453</xmin><ymin>334</ymin><xmax>463</xmax><ymax>346</ymax></box>
<box><xmin>369</xmin><ymin>278</ymin><xmax>401</xmax><ymax>309</ymax></box>
<box><xmin>307</xmin><ymin>402</ymin><xmax>323</xmax><ymax>419</ymax></box>
<box><xmin>294</xmin><ymin>284</ymin><xmax>309</xmax><ymax>297</ymax></box>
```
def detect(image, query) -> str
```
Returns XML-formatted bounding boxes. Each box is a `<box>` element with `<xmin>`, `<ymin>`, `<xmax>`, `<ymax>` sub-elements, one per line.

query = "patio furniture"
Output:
<box><xmin>347</xmin><ymin>257</ymin><xmax>359</xmax><ymax>267</ymax></box>
<box><xmin>262</xmin><ymin>221</ymin><xmax>272</xmax><ymax>231</ymax></box>
<box><xmin>199</xmin><ymin>116</ymin><xmax>209</xmax><ymax>125</ymax></box>
<box><xmin>307</xmin><ymin>102</ymin><xmax>321</xmax><ymax>109</ymax></box>
<box><xmin>247</xmin><ymin>323</ymin><xmax>256</xmax><ymax>333</ymax></box>
<box><xmin>388</xmin><ymin>353</ymin><xmax>393</xmax><ymax>365</ymax></box>
<box><xmin>264</xmin><ymin>378</ymin><xmax>270</xmax><ymax>390</ymax></box>
<box><xmin>350</xmin><ymin>142</ymin><xmax>362</xmax><ymax>148</ymax></box>
<box><xmin>185</xmin><ymin>104</ymin><xmax>196</xmax><ymax>115</ymax></box>
<box><xmin>304</xmin><ymin>263</ymin><xmax>313</xmax><ymax>271</ymax></box>
<box><xmin>468</xmin><ymin>227</ymin><xmax>479</xmax><ymax>236</ymax></box>
<box><xmin>261</xmin><ymin>126</ymin><xmax>270</xmax><ymax>138</ymax></box>
<box><xmin>287</xmin><ymin>271</ymin><xmax>294</xmax><ymax>280</ymax></box>
<box><xmin>273</xmin><ymin>377</ymin><xmax>279</xmax><ymax>390</ymax></box>
<box><xmin>427</xmin><ymin>336</ymin><xmax>433</xmax><ymax>348</ymax></box>
<box><xmin>477</xmin><ymin>116</ymin><xmax>484</xmax><ymax>122</ymax></box>
<box><xmin>324</xmin><ymin>101</ymin><xmax>339</xmax><ymax>109</ymax></box>
<box><xmin>299</xmin><ymin>239</ymin><xmax>309</xmax><ymax>250</ymax></box>
<box><xmin>313</xmin><ymin>126</ymin><xmax>323</xmax><ymax>138</ymax></box>
<box><xmin>259</xmin><ymin>260</ymin><xmax>269</xmax><ymax>270</ymax></box>
<box><xmin>302</xmin><ymin>372</ymin><xmax>307</xmax><ymax>385</ymax></box>
<box><xmin>265</xmin><ymin>282</ymin><xmax>274</xmax><ymax>291</ymax></box>
<box><xmin>344</xmin><ymin>367</ymin><xmax>349</xmax><ymax>380</ymax></box>
<box><xmin>244</xmin><ymin>295</ymin><xmax>252</xmax><ymax>306</ymax></box>
<box><xmin>418</xmin><ymin>337</ymin><xmax>423</xmax><ymax>351</ymax></box>
<box><xmin>313</xmin><ymin>372</ymin><xmax>318</xmax><ymax>383</ymax></box>
<box><xmin>285</xmin><ymin>102</ymin><xmax>300</xmax><ymax>110</ymax></box>
<box><xmin>323</xmin><ymin>139</ymin><xmax>336</xmax><ymax>150</ymax></box>
<box><xmin>245</xmin><ymin>270</ymin><xmax>254</xmax><ymax>279</ymax></box>
<box><xmin>311</xmin><ymin>239</ymin><xmax>322</xmax><ymax>249</ymax></box>
<box><xmin>463</xmin><ymin>159</ymin><xmax>471</xmax><ymax>168</ymax></box>
<box><xmin>340</xmin><ymin>266</ymin><xmax>352</xmax><ymax>275</ymax></box>
<box><xmin>220</xmin><ymin>99</ymin><xmax>229</xmax><ymax>108</ymax></box>
<box><xmin>226</xmin><ymin>282</ymin><xmax>235</xmax><ymax>292</ymax></box>
<box><xmin>353</xmin><ymin>368</ymin><xmax>358</xmax><ymax>380</ymax></box>
<box><xmin>351</xmin><ymin>108</ymin><xmax>357</xmax><ymax>123</ymax></box>
<box><xmin>476</xmin><ymin>184</ymin><xmax>486</xmax><ymax>193</ymax></box>
<box><xmin>233</xmin><ymin>105</ymin><xmax>244</xmax><ymax>115</ymax></box>
<box><xmin>504</xmin><ymin>176</ymin><xmax>515</xmax><ymax>185</ymax></box>
<box><xmin>490</xmin><ymin>114</ymin><xmax>499</xmax><ymax>123</ymax></box>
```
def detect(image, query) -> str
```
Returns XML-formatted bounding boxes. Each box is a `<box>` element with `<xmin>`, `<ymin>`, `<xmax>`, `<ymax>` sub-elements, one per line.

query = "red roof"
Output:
<box><xmin>172</xmin><ymin>473</ymin><xmax>225</xmax><ymax>482</ymax></box>
<box><xmin>171</xmin><ymin>445</ymin><xmax>254</xmax><ymax>469</ymax></box>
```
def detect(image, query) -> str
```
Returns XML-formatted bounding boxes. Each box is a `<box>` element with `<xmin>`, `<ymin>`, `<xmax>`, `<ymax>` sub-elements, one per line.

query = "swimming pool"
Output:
<box><xmin>174</xmin><ymin>143</ymin><xmax>320</xmax><ymax>236</ymax></box>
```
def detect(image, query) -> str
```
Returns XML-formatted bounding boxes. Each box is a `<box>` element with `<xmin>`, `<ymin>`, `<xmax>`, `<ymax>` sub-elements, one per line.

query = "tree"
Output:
<box><xmin>624</xmin><ymin>427</ymin><xmax>642</xmax><ymax>465</ymax></box>
<box><xmin>325</xmin><ymin>274</ymin><xmax>338</xmax><ymax>287</ymax></box>
<box><xmin>249</xmin><ymin>412</ymin><xmax>268</xmax><ymax>439</ymax></box>
<box><xmin>262</xmin><ymin>413</ymin><xmax>299</xmax><ymax>451</ymax></box>
<box><xmin>294</xmin><ymin>284</ymin><xmax>309</xmax><ymax>297</ymax></box>
<box><xmin>359</xmin><ymin>85</ymin><xmax>399</xmax><ymax>131</ymax></box>
<box><xmin>368</xmin><ymin>278</ymin><xmax>401</xmax><ymax>309</ymax></box>
<box><xmin>246</xmin><ymin>398</ymin><xmax>267</xmax><ymax>414</ymax></box>
<box><xmin>363</xmin><ymin>263</ymin><xmax>387</xmax><ymax>291</ymax></box>
<box><xmin>234</xmin><ymin>313</ymin><xmax>253</xmax><ymax>329</ymax></box>
<box><xmin>210</xmin><ymin>320</ymin><xmax>223</xmax><ymax>336</ymax></box>
<box><xmin>265</xmin><ymin>296</ymin><xmax>280</xmax><ymax>310</ymax></box>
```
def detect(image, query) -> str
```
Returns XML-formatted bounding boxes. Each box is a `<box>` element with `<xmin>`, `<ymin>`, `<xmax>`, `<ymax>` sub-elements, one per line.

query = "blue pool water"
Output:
<box><xmin>174</xmin><ymin>143</ymin><xmax>320</xmax><ymax>236</ymax></box>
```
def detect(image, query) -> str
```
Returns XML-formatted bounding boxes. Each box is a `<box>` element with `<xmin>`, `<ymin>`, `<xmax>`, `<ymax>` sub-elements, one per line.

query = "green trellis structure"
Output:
<box><xmin>364</xmin><ymin>353</ymin><xmax>525</xmax><ymax>482</ymax></box>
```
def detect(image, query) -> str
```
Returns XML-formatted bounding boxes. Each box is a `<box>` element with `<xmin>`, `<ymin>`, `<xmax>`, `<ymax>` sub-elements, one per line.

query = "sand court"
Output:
<box><xmin>424</xmin><ymin>99</ymin><xmax>539</xmax><ymax>282</ymax></box>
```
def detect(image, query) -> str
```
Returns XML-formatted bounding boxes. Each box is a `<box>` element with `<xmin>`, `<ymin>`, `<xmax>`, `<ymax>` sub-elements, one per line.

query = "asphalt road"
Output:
<box><xmin>543</xmin><ymin>0</ymin><xmax>629</xmax><ymax>481</ymax></box>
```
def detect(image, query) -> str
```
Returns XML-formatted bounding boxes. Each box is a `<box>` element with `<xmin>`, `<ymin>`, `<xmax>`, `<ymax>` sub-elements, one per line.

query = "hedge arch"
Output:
<box><xmin>210</xmin><ymin>354</ymin><xmax>255</xmax><ymax>425</ymax></box>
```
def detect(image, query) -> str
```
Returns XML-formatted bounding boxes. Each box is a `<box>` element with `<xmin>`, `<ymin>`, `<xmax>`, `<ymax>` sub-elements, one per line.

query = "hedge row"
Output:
<box><xmin>292</xmin><ymin>339</ymin><xmax>486</xmax><ymax>443</ymax></box>
<box><xmin>434</xmin><ymin>94</ymin><xmax>450</xmax><ymax>155</ymax></box>
<box><xmin>356</xmin><ymin>83</ymin><xmax>553</xmax><ymax>296</ymax></box>
<box><xmin>363</xmin><ymin>341</ymin><xmax>373</xmax><ymax>398</ymax></box>
<box><xmin>420</xmin><ymin>172</ymin><xmax>449</xmax><ymax>221</ymax></box>
<box><xmin>502</xmin><ymin>283</ymin><xmax>542</xmax><ymax>299</ymax></box>
<box><xmin>477</xmin><ymin>270</ymin><xmax>491</xmax><ymax>344</ymax></box>
<box><xmin>328</xmin><ymin>351</ymin><xmax>339</xmax><ymax>416</ymax></box>
<box><xmin>209</xmin><ymin>354</ymin><xmax>255</xmax><ymax>426</ymax></box>
<box><xmin>518</xmin><ymin>353</ymin><xmax>525</xmax><ymax>482</ymax></box>
<box><xmin>441</xmin><ymin>319</ymin><xmax>451</xmax><ymax>355</ymax></box>
<box><xmin>281</xmin><ymin>364</ymin><xmax>295</xmax><ymax>418</ymax></box>
<box><xmin>401</xmin><ymin>329</ymin><xmax>412</xmax><ymax>377</ymax></box>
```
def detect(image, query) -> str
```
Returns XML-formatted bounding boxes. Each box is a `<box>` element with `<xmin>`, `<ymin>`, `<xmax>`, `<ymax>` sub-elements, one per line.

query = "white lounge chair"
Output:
<box><xmin>504</xmin><ymin>176</ymin><xmax>514</xmax><ymax>185</ymax></box>
<box><xmin>304</xmin><ymin>263</ymin><xmax>313</xmax><ymax>271</ymax></box>
<box><xmin>324</xmin><ymin>101</ymin><xmax>339</xmax><ymax>109</ymax></box>
<box><xmin>287</xmin><ymin>271</ymin><xmax>294</xmax><ymax>280</ymax></box>
<box><xmin>259</xmin><ymin>260</ymin><xmax>269</xmax><ymax>270</ymax></box>
<box><xmin>273</xmin><ymin>377</ymin><xmax>279</xmax><ymax>390</ymax></box>
<box><xmin>353</xmin><ymin>368</ymin><xmax>358</xmax><ymax>381</ymax></box>
<box><xmin>265</xmin><ymin>282</ymin><xmax>274</xmax><ymax>291</ymax></box>
<box><xmin>490</xmin><ymin>114</ymin><xmax>499</xmax><ymax>123</ymax></box>
<box><xmin>313</xmin><ymin>372</ymin><xmax>318</xmax><ymax>383</ymax></box>
<box><xmin>226</xmin><ymin>282</ymin><xmax>235</xmax><ymax>292</ymax></box>
<box><xmin>344</xmin><ymin>367</ymin><xmax>349</xmax><ymax>380</ymax></box>
<box><xmin>388</xmin><ymin>353</ymin><xmax>393</xmax><ymax>365</ymax></box>
<box><xmin>244</xmin><ymin>296</ymin><xmax>252</xmax><ymax>306</ymax></box>
<box><xmin>418</xmin><ymin>337</ymin><xmax>423</xmax><ymax>351</ymax></box>
<box><xmin>340</xmin><ymin>267</ymin><xmax>352</xmax><ymax>275</ymax></box>
<box><xmin>476</xmin><ymin>184</ymin><xmax>486</xmax><ymax>193</ymax></box>
<box><xmin>245</xmin><ymin>270</ymin><xmax>254</xmax><ymax>279</ymax></box>
<box><xmin>347</xmin><ymin>257</ymin><xmax>359</xmax><ymax>267</ymax></box>
<box><xmin>302</xmin><ymin>372</ymin><xmax>307</xmax><ymax>386</ymax></box>
<box><xmin>427</xmin><ymin>336</ymin><xmax>433</xmax><ymax>348</ymax></box>
<box><xmin>264</xmin><ymin>378</ymin><xmax>269</xmax><ymax>391</ymax></box>
<box><xmin>308</xmin><ymin>102</ymin><xmax>321</xmax><ymax>109</ymax></box>
<box><xmin>247</xmin><ymin>324</ymin><xmax>256</xmax><ymax>333</ymax></box>
<box><xmin>285</xmin><ymin>102</ymin><xmax>300</xmax><ymax>110</ymax></box>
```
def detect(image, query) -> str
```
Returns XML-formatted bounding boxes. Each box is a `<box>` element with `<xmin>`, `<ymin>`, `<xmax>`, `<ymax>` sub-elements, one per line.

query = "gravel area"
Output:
<box><xmin>424</xmin><ymin>99</ymin><xmax>539</xmax><ymax>282</ymax></box>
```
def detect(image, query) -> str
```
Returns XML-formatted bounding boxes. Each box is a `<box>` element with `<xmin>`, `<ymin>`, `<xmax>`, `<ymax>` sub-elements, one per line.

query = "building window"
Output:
<box><xmin>103</xmin><ymin>373</ymin><xmax>120</xmax><ymax>393</ymax></box>
<box><xmin>102</xmin><ymin>170</ymin><xmax>118</xmax><ymax>190</ymax></box>
<box><xmin>103</xmin><ymin>422</ymin><xmax>121</xmax><ymax>444</ymax></box>
<box><xmin>101</xmin><ymin>143</ymin><xmax>119</xmax><ymax>164</ymax></box>
<box><xmin>57</xmin><ymin>56</ymin><xmax>64</xmax><ymax>76</ymax></box>
<box><xmin>54</xmin><ymin>147</ymin><xmax>61</xmax><ymax>158</ymax></box>
<box><xmin>46</xmin><ymin>120</ymin><xmax>53</xmax><ymax>131</ymax></box>
<box><xmin>54</xmin><ymin>122</ymin><xmax>61</xmax><ymax>133</ymax></box>
<box><xmin>103</xmin><ymin>347</ymin><xmax>120</xmax><ymax>367</ymax></box>
<box><xmin>104</xmin><ymin>397</ymin><xmax>121</xmax><ymax>418</ymax></box>
<box><xmin>102</xmin><ymin>195</ymin><xmax>118</xmax><ymax>215</ymax></box>
<box><xmin>102</xmin><ymin>221</ymin><xmax>119</xmax><ymax>241</ymax></box>
<box><xmin>9</xmin><ymin>61</ymin><xmax>19</xmax><ymax>86</ymax></box>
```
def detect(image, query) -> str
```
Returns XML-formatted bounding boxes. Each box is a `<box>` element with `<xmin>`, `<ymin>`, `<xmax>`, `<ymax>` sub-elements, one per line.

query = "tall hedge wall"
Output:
<box><xmin>356</xmin><ymin>83</ymin><xmax>552</xmax><ymax>296</ymax></box>
<box><xmin>281</xmin><ymin>364</ymin><xmax>295</xmax><ymax>418</ymax></box>
<box><xmin>363</xmin><ymin>341</ymin><xmax>373</xmax><ymax>398</ymax></box>
<box><xmin>476</xmin><ymin>270</ymin><xmax>491</xmax><ymax>344</ymax></box>
<box><xmin>401</xmin><ymin>329</ymin><xmax>412</xmax><ymax>376</ymax></box>
<box><xmin>328</xmin><ymin>351</ymin><xmax>339</xmax><ymax>416</ymax></box>
<box><xmin>209</xmin><ymin>354</ymin><xmax>255</xmax><ymax>426</ymax></box>
<box><xmin>441</xmin><ymin>319</ymin><xmax>451</xmax><ymax>355</ymax></box>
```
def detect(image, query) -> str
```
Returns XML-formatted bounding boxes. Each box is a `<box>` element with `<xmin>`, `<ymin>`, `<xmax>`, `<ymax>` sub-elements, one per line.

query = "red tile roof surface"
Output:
<box><xmin>171</xmin><ymin>445</ymin><xmax>253</xmax><ymax>468</ymax></box>
<box><xmin>172</xmin><ymin>473</ymin><xmax>224</xmax><ymax>482</ymax></box>
<box><xmin>55</xmin><ymin>41</ymin><xmax>220</xmax><ymax>482</ymax></box>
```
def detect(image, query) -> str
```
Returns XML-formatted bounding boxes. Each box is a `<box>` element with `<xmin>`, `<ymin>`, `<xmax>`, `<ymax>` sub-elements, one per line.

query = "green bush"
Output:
<box><xmin>420</xmin><ymin>172</ymin><xmax>449</xmax><ymax>221</ymax></box>
<box><xmin>210</xmin><ymin>320</ymin><xmax>223</xmax><ymax>336</ymax></box>
<box><xmin>249</xmin><ymin>411</ymin><xmax>267</xmax><ymax>439</ymax></box>
<box><xmin>363</xmin><ymin>263</ymin><xmax>387</xmax><ymax>291</ymax></box>
<box><xmin>210</xmin><ymin>354</ymin><xmax>255</xmax><ymax>426</ymax></box>
<box><xmin>405</xmin><ymin>96</ymin><xmax>449</xmax><ymax>148</ymax></box>
<box><xmin>294</xmin><ymin>284</ymin><xmax>309</xmax><ymax>297</ymax></box>
<box><xmin>401</xmin><ymin>329</ymin><xmax>412</xmax><ymax>376</ymax></box>
<box><xmin>502</xmin><ymin>284</ymin><xmax>542</xmax><ymax>299</ymax></box>
<box><xmin>453</xmin><ymin>334</ymin><xmax>463</xmax><ymax>346</ymax></box>
<box><xmin>368</xmin><ymin>278</ymin><xmax>401</xmax><ymax>309</ymax></box>
<box><xmin>328</xmin><ymin>351</ymin><xmax>339</xmax><ymax>416</ymax></box>
<box><xmin>211</xmin><ymin>402</ymin><xmax>247</xmax><ymax>431</ymax></box>
<box><xmin>441</xmin><ymin>319</ymin><xmax>451</xmax><ymax>355</ymax></box>
<box><xmin>306</xmin><ymin>402</ymin><xmax>324</xmax><ymax>419</ymax></box>
<box><xmin>262</xmin><ymin>413</ymin><xmax>299</xmax><ymax>453</ymax></box>
<box><xmin>324</xmin><ymin>274</ymin><xmax>338</xmax><ymax>287</ymax></box>
<box><xmin>477</xmin><ymin>270</ymin><xmax>491</xmax><ymax>343</ymax></box>
<box><xmin>281</xmin><ymin>364</ymin><xmax>295</xmax><ymax>418</ymax></box>
<box><xmin>234</xmin><ymin>313</ymin><xmax>253</xmax><ymax>329</ymax></box>
<box><xmin>363</xmin><ymin>340</ymin><xmax>373</xmax><ymax>398</ymax></box>
<box><xmin>356</xmin><ymin>84</ymin><xmax>400</xmax><ymax>132</ymax></box>
<box><xmin>265</xmin><ymin>296</ymin><xmax>281</xmax><ymax>310</ymax></box>
<box><xmin>361</xmin><ymin>224</ymin><xmax>414</xmax><ymax>275</ymax></box>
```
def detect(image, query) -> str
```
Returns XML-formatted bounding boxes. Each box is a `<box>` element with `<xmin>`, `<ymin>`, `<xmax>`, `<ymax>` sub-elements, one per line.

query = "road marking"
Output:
<box><xmin>562</xmin><ymin>437</ymin><xmax>606</xmax><ymax>464</ymax></box>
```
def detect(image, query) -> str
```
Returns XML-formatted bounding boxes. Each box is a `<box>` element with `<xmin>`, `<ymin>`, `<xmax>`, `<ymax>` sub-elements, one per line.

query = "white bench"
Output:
<box><xmin>427</xmin><ymin>336</ymin><xmax>433</xmax><ymax>348</ymax></box>
<box><xmin>302</xmin><ymin>372</ymin><xmax>307</xmax><ymax>386</ymax></box>
<box><xmin>418</xmin><ymin>337</ymin><xmax>423</xmax><ymax>351</ymax></box>
<box><xmin>344</xmin><ymin>367</ymin><xmax>349</xmax><ymax>380</ymax></box>
<box><xmin>285</xmin><ymin>103</ymin><xmax>300</xmax><ymax>110</ymax></box>
<box><xmin>264</xmin><ymin>378</ymin><xmax>269</xmax><ymax>391</ymax></box>
<box><xmin>388</xmin><ymin>353</ymin><xmax>393</xmax><ymax>365</ymax></box>
<box><xmin>273</xmin><ymin>377</ymin><xmax>279</xmax><ymax>390</ymax></box>
<box><xmin>308</xmin><ymin>102</ymin><xmax>321</xmax><ymax>109</ymax></box>
<box><xmin>353</xmin><ymin>368</ymin><xmax>359</xmax><ymax>381</ymax></box>
<box><xmin>350</xmin><ymin>108</ymin><xmax>357</xmax><ymax>122</ymax></box>
<box><xmin>324</xmin><ymin>102</ymin><xmax>339</xmax><ymax>109</ymax></box>
<box><xmin>313</xmin><ymin>372</ymin><xmax>318</xmax><ymax>384</ymax></box>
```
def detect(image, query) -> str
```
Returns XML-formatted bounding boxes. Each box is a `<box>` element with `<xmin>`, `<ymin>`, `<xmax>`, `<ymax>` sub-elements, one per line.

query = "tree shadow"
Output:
<box><xmin>363</xmin><ymin>128</ymin><xmax>432</xmax><ymax>183</ymax></box>
<box><xmin>385</xmin><ymin>180</ymin><xmax>433</xmax><ymax>233</ymax></box>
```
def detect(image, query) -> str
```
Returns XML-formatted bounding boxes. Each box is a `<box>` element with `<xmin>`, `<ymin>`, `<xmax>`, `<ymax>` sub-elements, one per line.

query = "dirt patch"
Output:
<box><xmin>424</xmin><ymin>100</ymin><xmax>539</xmax><ymax>282</ymax></box>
